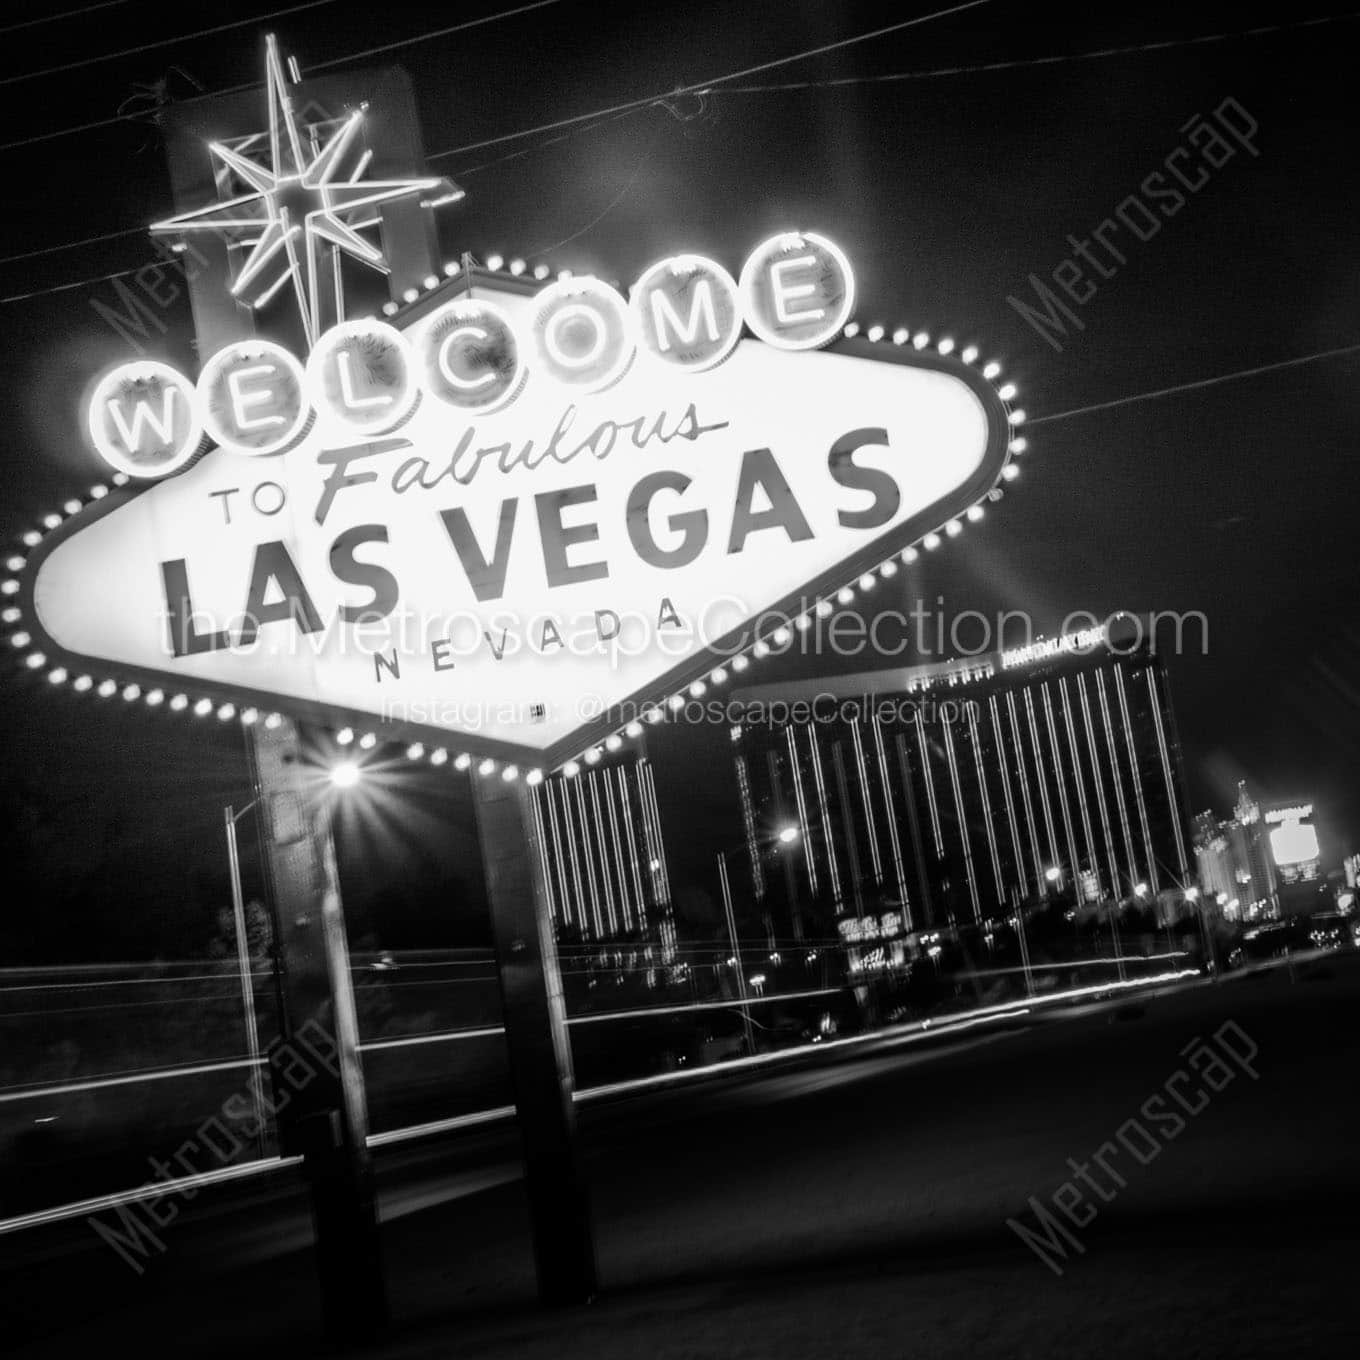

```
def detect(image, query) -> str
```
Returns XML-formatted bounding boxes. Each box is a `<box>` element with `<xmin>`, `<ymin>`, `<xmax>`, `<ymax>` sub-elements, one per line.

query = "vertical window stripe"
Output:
<box><xmin>1059</xmin><ymin>675</ymin><xmax>1101</xmax><ymax>898</ymax></box>
<box><xmin>1115</xmin><ymin>665</ymin><xmax>1159</xmax><ymax>892</ymax></box>
<box><xmin>989</xmin><ymin>695</ymin><xmax>1030</xmax><ymax>898</ymax></box>
<box><xmin>1040</xmin><ymin>682</ymin><xmax>1081</xmax><ymax>889</ymax></box>
<box><xmin>872</xmin><ymin>715</ymin><xmax>911</xmax><ymax>913</ymax></box>
<box><xmin>941</xmin><ymin>717</ymin><xmax>983</xmax><ymax>923</ymax></box>
<box><xmin>1076</xmin><ymin>673</ymin><xmax>1121</xmax><ymax>895</ymax></box>
<box><xmin>1006</xmin><ymin>691</ymin><xmax>1045</xmax><ymax>892</ymax></box>
<box><xmin>1146</xmin><ymin>666</ymin><xmax>1189</xmax><ymax>875</ymax></box>
<box><xmin>849</xmin><ymin>721</ymin><xmax>884</xmax><ymax>883</ymax></box>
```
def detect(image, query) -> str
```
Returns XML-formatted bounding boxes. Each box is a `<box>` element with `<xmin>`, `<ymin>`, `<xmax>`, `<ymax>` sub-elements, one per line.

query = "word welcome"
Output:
<box><xmin>87</xmin><ymin>232</ymin><xmax>855</xmax><ymax>479</ymax></box>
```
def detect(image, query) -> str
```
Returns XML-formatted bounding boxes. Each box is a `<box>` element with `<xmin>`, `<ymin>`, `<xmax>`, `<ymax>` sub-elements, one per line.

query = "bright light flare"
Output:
<box><xmin>330</xmin><ymin>760</ymin><xmax>362</xmax><ymax>790</ymax></box>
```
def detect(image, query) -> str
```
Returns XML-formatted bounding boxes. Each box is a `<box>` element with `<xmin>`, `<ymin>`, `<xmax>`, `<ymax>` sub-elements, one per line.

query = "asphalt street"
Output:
<box><xmin>4</xmin><ymin>955</ymin><xmax>1358</xmax><ymax>1358</ymax></box>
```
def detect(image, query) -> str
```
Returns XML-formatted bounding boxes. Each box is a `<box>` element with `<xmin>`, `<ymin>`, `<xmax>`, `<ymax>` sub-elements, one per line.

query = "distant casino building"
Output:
<box><xmin>529</xmin><ymin>754</ymin><xmax>677</xmax><ymax>955</ymax></box>
<box><xmin>1193</xmin><ymin>784</ymin><xmax>1323</xmax><ymax>920</ymax></box>
<box><xmin>728</xmin><ymin>625</ymin><xmax>1191</xmax><ymax>932</ymax></box>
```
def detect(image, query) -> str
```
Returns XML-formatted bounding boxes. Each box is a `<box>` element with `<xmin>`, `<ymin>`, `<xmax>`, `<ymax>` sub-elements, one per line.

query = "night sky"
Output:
<box><xmin>2</xmin><ymin>0</ymin><xmax>1357</xmax><ymax>955</ymax></box>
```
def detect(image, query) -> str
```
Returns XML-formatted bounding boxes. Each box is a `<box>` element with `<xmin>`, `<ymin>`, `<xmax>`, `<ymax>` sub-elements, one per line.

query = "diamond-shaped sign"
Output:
<box><xmin>19</xmin><ymin>270</ymin><xmax>1013</xmax><ymax>771</ymax></box>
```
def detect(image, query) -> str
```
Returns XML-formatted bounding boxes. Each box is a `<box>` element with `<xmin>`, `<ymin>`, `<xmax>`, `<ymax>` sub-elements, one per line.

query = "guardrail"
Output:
<box><xmin>0</xmin><ymin>960</ymin><xmax>1205</xmax><ymax>1237</ymax></box>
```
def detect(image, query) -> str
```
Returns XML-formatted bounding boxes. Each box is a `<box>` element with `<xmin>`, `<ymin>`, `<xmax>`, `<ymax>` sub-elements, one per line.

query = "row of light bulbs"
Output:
<box><xmin>6</xmin><ymin>285</ymin><xmax>1026</xmax><ymax>783</ymax></box>
<box><xmin>383</xmin><ymin>253</ymin><xmax>555</xmax><ymax>312</ymax></box>
<box><xmin>526</xmin><ymin>311</ymin><xmax>1027</xmax><ymax>775</ymax></box>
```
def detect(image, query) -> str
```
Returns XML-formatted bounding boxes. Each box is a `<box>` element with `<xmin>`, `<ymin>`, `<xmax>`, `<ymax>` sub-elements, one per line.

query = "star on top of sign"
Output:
<box><xmin>151</xmin><ymin>34</ymin><xmax>461</xmax><ymax>344</ymax></box>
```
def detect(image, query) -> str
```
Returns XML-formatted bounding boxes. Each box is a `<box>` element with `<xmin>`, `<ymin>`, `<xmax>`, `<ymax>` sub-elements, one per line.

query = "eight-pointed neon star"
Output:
<box><xmin>151</xmin><ymin>34</ymin><xmax>460</xmax><ymax>345</ymax></box>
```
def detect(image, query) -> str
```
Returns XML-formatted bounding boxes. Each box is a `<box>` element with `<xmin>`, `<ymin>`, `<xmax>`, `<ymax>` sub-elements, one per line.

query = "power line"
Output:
<box><xmin>0</xmin><ymin>0</ymin><xmax>986</xmax><ymax>266</ymax></box>
<box><xmin>302</xmin><ymin>0</ymin><xmax>563</xmax><ymax>71</ymax></box>
<box><xmin>0</xmin><ymin>264</ymin><xmax>142</xmax><ymax>306</ymax></box>
<box><xmin>1</xmin><ymin>5</ymin><xmax>1351</xmax><ymax>158</ymax></box>
<box><xmin>0</xmin><ymin>104</ymin><xmax>637</xmax><ymax>274</ymax></box>
<box><xmin>11</xmin><ymin>242</ymin><xmax>1356</xmax><ymax>429</ymax></box>
<box><xmin>716</xmin><ymin>11</ymin><xmax>1360</xmax><ymax>94</ymax></box>
<box><xmin>0</xmin><ymin>0</ymin><xmax>564</xmax><ymax>150</ymax></box>
<box><xmin>0</xmin><ymin>78</ymin><xmax>263</xmax><ymax>154</ymax></box>
<box><xmin>0</xmin><ymin>0</ymin><xmax>128</xmax><ymax>34</ymax></box>
<box><xmin>455</xmin><ymin>103</ymin><xmax>651</xmax><ymax>178</ymax></box>
<box><xmin>1028</xmin><ymin>343</ymin><xmax>1360</xmax><ymax>426</ymax></box>
<box><xmin>0</xmin><ymin>0</ymin><xmax>341</xmax><ymax>88</ymax></box>
<box><xmin>427</xmin><ymin>0</ymin><xmax>995</xmax><ymax>161</ymax></box>
<box><xmin>0</xmin><ymin>224</ymin><xmax>145</xmax><ymax>266</ymax></box>
<box><xmin>0</xmin><ymin>106</ymin><xmax>192</xmax><ymax>156</ymax></box>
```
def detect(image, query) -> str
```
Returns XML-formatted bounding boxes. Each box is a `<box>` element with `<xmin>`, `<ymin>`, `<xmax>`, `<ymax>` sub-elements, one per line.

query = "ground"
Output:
<box><xmin>4</xmin><ymin>955</ymin><xmax>1358</xmax><ymax>1357</ymax></box>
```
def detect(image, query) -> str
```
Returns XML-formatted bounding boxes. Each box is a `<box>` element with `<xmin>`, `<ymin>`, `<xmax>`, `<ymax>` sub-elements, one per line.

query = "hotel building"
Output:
<box><xmin>528</xmin><ymin>753</ymin><xmax>677</xmax><ymax>955</ymax></box>
<box><xmin>727</xmin><ymin>626</ymin><xmax>1192</xmax><ymax>935</ymax></box>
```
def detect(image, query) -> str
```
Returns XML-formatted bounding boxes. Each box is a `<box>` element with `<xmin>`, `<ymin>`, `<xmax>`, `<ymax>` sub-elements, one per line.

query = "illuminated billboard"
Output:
<box><xmin>1265</xmin><ymin>802</ymin><xmax>1321</xmax><ymax>883</ymax></box>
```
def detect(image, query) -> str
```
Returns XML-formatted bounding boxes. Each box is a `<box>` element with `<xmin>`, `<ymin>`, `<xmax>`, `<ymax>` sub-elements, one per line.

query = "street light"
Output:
<box><xmin>329</xmin><ymin>760</ymin><xmax>362</xmax><ymax>789</ymax></box>
<box><xmin>1044</xmin><ymin>865</ymin><xmax>1062</xmax><ymax>884</ymax></box>
<box><xmin>716</xmin><ymin>822</ymin><xmax>804</xmax><ymax>1054</ymax></box>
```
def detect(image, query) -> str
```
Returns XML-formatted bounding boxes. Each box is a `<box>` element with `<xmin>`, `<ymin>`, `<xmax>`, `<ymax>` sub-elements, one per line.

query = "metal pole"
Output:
<box><xmin>250</xmin><ymin>718</ymin><xmax>387</xmax><ymax>1341</ymax></box>
<box><xmin>224</xmin><ymin>805</ymin><xmax>267</xmax><ymax>1158</ymax></box>
<box><xmin>1160</xmin><ymin>886</ymin><xmax>1177</xmax><ymax>963</ymax></box>
<box><xmin>1190</xmin><ymin>889</ymin><xmax>1218</xmax><ymax>979</ymax></box>
<box><xmin>717</xmin><ymin>852</ymin><xmax>755</xmax><ymax>1055</ymax></box>
<box><xmin>1013</xmin><ymin>891</ymin><xmax>1034</xmax><ymax>999</ymax></box>
<box><xmin>473</xmin><ymin>773</ymin><xmax>596</xmax><ymax>1307</ymax></box>
<box><xmin>1110</xmin><ymin>882</ymin><xmax>1126</xmax><ymax>982</ymax></box>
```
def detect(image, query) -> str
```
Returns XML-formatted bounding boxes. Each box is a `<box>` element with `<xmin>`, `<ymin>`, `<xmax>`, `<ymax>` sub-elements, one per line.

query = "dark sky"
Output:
<box><xmin>2</xmin><ymin>0</ymin><xmax>1358</xmax><ymax>948</ymax></box>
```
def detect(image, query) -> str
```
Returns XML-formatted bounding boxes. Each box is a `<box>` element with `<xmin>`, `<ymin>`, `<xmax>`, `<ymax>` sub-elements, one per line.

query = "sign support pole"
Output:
<box><xmin>472</xmin><ymin>773</ymin><xmax>597</xmax><ymax>1306</ymax></box>
<box><xmin>224</xmin><ymin>804</ymin><xmax>268</xmax><ymax>1158</ymax></box>
<box><xmin>716</xmin><ymin>852</ymin><xmax>755</xmax><ymax>1055</ymax></box>
<box><xmin>249</xmin><ymin>717</ymin><xmax>387</xmax><ymax>1341</ymax></box>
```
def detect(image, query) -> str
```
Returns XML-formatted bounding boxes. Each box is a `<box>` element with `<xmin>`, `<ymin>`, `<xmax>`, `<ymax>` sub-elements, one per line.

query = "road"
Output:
<box><xmin>3</xmin><ymin>953</ymin><xmax>1357</xmax><ymax>1358</ymax></box>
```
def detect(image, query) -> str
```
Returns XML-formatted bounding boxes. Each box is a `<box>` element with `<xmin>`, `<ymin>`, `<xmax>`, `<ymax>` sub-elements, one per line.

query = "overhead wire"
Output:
<box><xmin>425</xmin><ymin>0</ymin><xmax>996</xmax><ymax>161</ymax></box>
<box><xmin>301</xmin><ymin>0</ymin><xmax>562</xmax><ymax>71</ymax></box>
<box><xmin>2</xmin><ymin>7</ymin><xmax>1353</xmax><ymax>156</ymax></box>
<box><xmin>717</xmin><ymin>11</ymin><xmax>1360</xmax><ymax>94</ymax></box>
<box><xmin>0</xmin><ymin>0</ymin><xmax>343</xmax><ymax>88</ymax></box>
<box><xmin>0</xmin><ymin>0</ymin><xmax>992</xmax><ymax>281</ymax></box>
<box><xmin>1</xmin><ymin>225</ymin><xmax>146</xmax><ymax>266</ymax></box>
<box><xmin>0</xmin><ymin>264</ymin><xmax>144</xmax><ymax>306</ymax></box>
<box><xmin>1027</xmin><ymin>343</ymin><xmax>1360</xmax><ymax>426</ymax></box>
<box><xmin>0</xmin><ymin>102</ymin><xmax>642</xmax><ymax>293</ymax></box>
<box><xmin>0</xmin><ymin>0</ymin><xmax>129</xmax><ymax>34</ymax></box>
<box><xmin>0</xmin><ymin>0</ymin><xmax>565</xmax><ymax>150</ymax></box>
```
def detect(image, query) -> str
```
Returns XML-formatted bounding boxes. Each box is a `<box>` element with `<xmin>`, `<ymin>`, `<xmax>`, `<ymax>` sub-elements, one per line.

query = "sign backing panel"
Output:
<box><xmin>25</xmin><ymin>276</ymin><xmax>1011</xmax><ymax>768</ymax></box>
